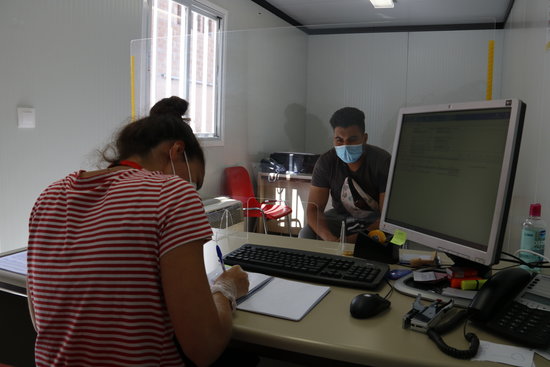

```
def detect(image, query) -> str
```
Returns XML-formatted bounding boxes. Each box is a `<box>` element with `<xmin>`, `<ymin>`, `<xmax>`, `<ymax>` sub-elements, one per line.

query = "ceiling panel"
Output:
<box><xmin>253</xmin><ymin>0</ymin><xmax>513</xmax><ymax>32</ymax></box>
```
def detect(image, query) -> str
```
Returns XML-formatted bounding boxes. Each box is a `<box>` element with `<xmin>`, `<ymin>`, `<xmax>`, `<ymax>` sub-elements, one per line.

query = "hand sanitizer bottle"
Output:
<box><xmin>520</xmin><ymin>203</ymin><xmax>547</xmax><ymax>273</ymax></box>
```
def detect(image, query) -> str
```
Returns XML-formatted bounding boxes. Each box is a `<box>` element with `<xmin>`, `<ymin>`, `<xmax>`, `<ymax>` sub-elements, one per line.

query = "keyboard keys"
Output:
<box><xmin>224</xmin><ymin>243</ymin><xmax>389</xmax><ymax>290</ymax></box>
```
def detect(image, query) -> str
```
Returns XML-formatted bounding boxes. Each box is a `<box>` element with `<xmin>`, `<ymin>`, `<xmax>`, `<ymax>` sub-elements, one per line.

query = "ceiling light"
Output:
<box><xmin>370</xmin><ymin>0</ymin><xmax>394</xmax><ymax>8</ymax></box>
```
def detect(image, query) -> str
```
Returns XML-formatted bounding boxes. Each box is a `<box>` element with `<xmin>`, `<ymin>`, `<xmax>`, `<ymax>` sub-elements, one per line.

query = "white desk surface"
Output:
<box><xmin>3</xmin><ymin>230</ymin><xmax>548</xmax><ymax>366</ymax></box>
<box><xmin>205</xmin><ymin>230</ymin><xmax>550</xmax><ymax>367</ymax></box>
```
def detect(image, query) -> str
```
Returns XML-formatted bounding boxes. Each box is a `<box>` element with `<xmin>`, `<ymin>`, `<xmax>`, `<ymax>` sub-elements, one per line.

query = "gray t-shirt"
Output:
<box><xmin>311</xmin><ymin>144</ymin><xmax>391</xmax><ymax>219</ymax></box>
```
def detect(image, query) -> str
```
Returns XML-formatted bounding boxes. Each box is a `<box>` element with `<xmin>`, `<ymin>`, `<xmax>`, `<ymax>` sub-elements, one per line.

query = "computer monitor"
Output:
<box><xmin>380</xmin><ymin>99</ymin><xmax>526</xmax><ymax>272</ymax></box>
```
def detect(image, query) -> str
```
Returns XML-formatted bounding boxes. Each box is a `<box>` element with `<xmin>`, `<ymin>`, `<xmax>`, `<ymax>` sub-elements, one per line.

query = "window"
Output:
<box><xmin>148</xmin><ymin>0</ymin><xmax>225</xmax><ymax>141</ymax></box>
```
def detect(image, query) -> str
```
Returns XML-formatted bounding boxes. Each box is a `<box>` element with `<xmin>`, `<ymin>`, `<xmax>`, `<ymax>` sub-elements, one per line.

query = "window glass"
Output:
<box><xmin>149</xmin><ymin>0</ymin><xmax>223</xmax><ymax>140</ymax></box>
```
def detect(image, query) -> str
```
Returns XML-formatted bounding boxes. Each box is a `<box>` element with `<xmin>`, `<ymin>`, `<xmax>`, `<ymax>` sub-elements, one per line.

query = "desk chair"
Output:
<box><xmin>223</xmin><ymin>166</ymin><xmax>292</xmax><ymax>236</ymax></box>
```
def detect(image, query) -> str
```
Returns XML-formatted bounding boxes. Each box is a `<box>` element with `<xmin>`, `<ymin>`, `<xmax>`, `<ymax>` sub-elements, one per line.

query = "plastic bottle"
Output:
<box><xmin>520</xmin><ymin>203</ymin><xmax>547</xmax><ymax>273</ymax></box>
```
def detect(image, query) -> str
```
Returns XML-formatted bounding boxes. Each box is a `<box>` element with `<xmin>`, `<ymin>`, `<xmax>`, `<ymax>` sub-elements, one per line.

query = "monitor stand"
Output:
<box><xmin>389</xmin><ymin>245</ymin><xmax>492</xmax><ymax>308</ymax></box>
<box><xmin>393</xmin><ymin>272</ymin><xmax>472</xmax><ymax>308</ymax></box>
<box><xmin>393</xmin><ymin>247</ymin><xmax>494</xmax><ymax>308</ymax></box>
<box><xmin>393</xmin><ymin>253</ymin><xmax>493</xmax><ymax>309</ymax></box>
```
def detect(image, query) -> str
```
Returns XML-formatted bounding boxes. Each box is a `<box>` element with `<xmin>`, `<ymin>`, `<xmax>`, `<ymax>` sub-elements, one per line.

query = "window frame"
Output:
<box><xmin>143</xmin><ymin>0</ymin><xmax>227</xmax><ymax>146</ymax></box>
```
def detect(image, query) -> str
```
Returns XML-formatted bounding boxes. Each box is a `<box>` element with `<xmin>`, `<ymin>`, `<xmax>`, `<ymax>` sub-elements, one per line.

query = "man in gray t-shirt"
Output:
<box><xmin>299</xmin><ymin>107</ymin><xmax>391</xmax><ymax>242</ymax></box>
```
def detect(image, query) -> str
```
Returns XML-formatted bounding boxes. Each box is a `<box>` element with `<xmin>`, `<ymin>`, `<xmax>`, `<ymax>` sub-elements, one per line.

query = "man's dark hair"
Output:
<box><xmin>329</xmin><ymin>107</ymin><xmax>365</xmax><ymax>132</ymax></box>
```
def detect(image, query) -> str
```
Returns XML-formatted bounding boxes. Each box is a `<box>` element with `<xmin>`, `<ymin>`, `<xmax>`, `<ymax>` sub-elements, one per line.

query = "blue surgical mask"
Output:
<box><xmin>335</xmin><ymin>144</ymin><xmax>363</xmax><ymax>164</ymax></box>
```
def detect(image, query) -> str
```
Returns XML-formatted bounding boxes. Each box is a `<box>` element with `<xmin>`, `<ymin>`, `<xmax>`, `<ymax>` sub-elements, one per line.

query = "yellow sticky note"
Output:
<box><xmin>390</xmin><ymin>229</ymin><xmax>407</xmax><ymax>246</ymax></box>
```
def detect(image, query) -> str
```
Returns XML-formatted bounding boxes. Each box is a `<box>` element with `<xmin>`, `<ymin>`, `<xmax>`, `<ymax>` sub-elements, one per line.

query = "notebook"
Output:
<box><xmin>208</xmin><ymin>268</ymin><xmax>330</xmax><ymax>321</ymax></box>
<box><xmin>236</xmin><ymin>277</ymin><xmax>330</xmax><ymax>321</ymax></box>
<box><xmin>208</xmin><ymin>268</ymin><xmax>273</xmax><ymax>298</ymax></box>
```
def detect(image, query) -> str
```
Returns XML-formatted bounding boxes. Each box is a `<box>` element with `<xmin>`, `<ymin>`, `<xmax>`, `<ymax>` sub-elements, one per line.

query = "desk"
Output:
<box><xmin>257</xmin><ymin>172</ymin><xmax>312</xmax><ymax>236</ymax></box>
<box><xmin>0</xmin><ymin>248</ymin><xmax>27</xmax><ymax>297</ymax></box>
<box><xmin>207</xmin><ymin>231</ymin><xmax>550</xmax><ymax>367</ymax></box>
<box><xmin>0</xmin><ymin>248</ymin><xmax>35</xmax><ymax>367</ymax></box>
<box><xmin>4</xmin><ymin>233</ymin><xmax>549</xmax><ymax>367</ymax></box>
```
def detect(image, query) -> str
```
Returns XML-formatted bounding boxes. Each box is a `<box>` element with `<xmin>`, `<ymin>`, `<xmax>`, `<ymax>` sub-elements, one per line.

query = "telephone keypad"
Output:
<box><xmin>487</xmin><ymin>301</ymin><xmax>550</xmax><ymax>348</ymax></box>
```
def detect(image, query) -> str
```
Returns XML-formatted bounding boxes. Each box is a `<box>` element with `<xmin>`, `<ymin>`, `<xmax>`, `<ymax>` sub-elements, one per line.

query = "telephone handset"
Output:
<box><xmin>468</xmin><ymin>267</ymin><xmax>550</xmax><ymax>349</ymax></box>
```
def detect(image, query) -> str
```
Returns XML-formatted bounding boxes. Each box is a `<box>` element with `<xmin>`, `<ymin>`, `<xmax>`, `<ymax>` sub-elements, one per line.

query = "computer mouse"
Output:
<box><xmin>350</xmin><ymin>293</ymin><xmax>391</xmax><ymax>319</ymax></box>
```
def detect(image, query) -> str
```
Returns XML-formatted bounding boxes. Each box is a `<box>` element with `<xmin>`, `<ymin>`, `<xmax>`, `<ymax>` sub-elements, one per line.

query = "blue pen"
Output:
<box><xmin>216</xmin><ymin>245</ymin><xmax>226</xmax><ymax>272</ymax></box>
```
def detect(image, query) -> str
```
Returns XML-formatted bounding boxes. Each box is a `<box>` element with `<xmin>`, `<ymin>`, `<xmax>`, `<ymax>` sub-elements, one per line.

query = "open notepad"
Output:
<box><xmin>208</xmin><ymin>268</ymin><xmax>330</xmax><ymax>321</ymax></box>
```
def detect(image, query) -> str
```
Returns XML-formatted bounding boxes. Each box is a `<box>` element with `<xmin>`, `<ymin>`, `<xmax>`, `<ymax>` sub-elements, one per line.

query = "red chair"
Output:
<box><xmin>223</xmin><ymin>166</ymin><xmax>292</xmax><ymax>235</ymax></box>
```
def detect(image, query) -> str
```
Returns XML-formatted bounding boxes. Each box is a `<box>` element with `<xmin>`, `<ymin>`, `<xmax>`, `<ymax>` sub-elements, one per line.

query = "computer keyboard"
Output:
<box><xmin>223</xmin><ymin>243</ymin><xmax>389</xmax><ymax>290</ymax></box>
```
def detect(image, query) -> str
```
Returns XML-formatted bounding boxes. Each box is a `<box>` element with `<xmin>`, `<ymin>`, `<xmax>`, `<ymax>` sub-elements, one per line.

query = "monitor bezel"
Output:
<box><xmin>380</xmin><ymin>99</ymin><xmax>526</xmax><ymax>266</ymax></box>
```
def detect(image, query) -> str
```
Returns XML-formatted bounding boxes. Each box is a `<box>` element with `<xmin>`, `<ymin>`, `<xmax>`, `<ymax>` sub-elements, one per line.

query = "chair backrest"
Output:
<box><xmin>223</xmin><ymin>166</ymin><xmax>261</xmax><ymax>209</ymax></box>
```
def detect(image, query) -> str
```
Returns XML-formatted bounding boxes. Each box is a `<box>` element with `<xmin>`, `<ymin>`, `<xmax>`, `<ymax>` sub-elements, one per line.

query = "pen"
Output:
<box><xmin>216</xmin><ymin>245</ymin><xmax>226</xmax><ymax>272</ymax></box>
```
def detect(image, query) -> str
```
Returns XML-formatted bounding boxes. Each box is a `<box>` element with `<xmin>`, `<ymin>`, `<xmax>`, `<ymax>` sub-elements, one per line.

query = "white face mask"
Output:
<box><xmin>183</xmin><ymin>151</ymin><xmax>197</xmax><ymax>190</ymax></box>
<box><xmin>170</xmin><ymin>148</ymin><xmax>197</xmax><ymax>190</ymax></box>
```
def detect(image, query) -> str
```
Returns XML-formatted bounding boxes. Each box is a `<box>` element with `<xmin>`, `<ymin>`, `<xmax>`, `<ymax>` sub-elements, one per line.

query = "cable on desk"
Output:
<box><xmin>383</xmin><ymin>277</ymin><xmax>394</xmax><ymax>300</ymax></box>
<box><xmin>514</xmin><ymin>249</ymin><xmax>550</xmax><ymax>264</ymax></box>
<box><xmin>500</xmin><ymin>251</ymin><xmax>550</xmax><ymax>269</ymax></box>
<box><xmin>426</xmin><ymin>309</ymin><xmax>479</xmax><ymax>359</ymax></box>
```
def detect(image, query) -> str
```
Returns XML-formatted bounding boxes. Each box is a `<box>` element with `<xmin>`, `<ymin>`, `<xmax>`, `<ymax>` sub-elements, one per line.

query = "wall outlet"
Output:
<box><xmin>17</xmin><ymin>107</ymin><xmax>36</xmax><ymax>129</ymax></box>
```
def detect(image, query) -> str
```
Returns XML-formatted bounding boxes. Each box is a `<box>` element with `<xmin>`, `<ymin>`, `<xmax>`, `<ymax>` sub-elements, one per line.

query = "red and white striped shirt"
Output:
<box><xmin>27</xmin><ymin>169</ymin><xmax>213</xmax><ymax>366</ymax></box>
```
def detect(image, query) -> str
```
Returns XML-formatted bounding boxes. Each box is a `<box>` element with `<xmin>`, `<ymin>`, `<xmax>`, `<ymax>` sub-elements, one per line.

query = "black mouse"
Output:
<box><xmin>350</xmin><ymin>293</ymin><xmax>390</xmax><ymax>319</ymax></box>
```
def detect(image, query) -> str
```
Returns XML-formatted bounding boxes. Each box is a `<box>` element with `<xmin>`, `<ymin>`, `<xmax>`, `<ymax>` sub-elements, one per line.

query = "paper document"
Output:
<box><xmin>237</xmin><ymin>277</ymin><xmax>330</xmax><ymax>321</ymax></box>
<box><xmin>472</xmin><ymin>340</ymin><xmax>534</xmax><ymax>367</ymax></box>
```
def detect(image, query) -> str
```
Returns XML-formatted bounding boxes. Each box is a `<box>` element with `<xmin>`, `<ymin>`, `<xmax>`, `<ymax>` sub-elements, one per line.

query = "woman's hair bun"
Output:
<box><xmin>149</xmin><ymin>96</ymin><xmax>189</xmax><ymax>117</ymax></box>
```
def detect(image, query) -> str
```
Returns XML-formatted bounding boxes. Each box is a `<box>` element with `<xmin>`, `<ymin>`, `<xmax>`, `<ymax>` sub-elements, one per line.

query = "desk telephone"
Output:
<box><xmin>469</xmin><ymin>267</ymin><xmax>550</xmax><ymax>349</ymax></box>
<box><xmin>405</xmin><ymin>268</ymin><xmax>550</xmax><ymax>359</ymax></box>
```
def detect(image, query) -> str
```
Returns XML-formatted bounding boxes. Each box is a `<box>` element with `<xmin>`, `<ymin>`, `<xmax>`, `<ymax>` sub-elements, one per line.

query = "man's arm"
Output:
<box><xmin>306</xmin><ymin>186</ymin><xmax>339</xmax><ymax>242</ymax></box>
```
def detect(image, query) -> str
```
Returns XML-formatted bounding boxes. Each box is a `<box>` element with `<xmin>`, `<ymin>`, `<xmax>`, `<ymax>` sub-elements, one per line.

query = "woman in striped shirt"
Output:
<box><xmin>27</xmin><ymin>97</ymin><xmax>249</xmax><ymax>367</ymax></box>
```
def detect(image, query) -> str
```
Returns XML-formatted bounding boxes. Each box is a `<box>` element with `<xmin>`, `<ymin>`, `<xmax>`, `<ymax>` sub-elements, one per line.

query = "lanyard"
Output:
<box><xmin>113</xmin><ymin>160</ymin><xmax>143</xmax><ymax>169</ymax></box>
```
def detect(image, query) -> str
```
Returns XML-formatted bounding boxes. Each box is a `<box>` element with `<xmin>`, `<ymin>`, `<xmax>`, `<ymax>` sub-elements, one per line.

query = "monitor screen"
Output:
<box><xmin>380</xmin><ymin>99</ymin><xmax>526</xmax><ymax>267</ymax></box>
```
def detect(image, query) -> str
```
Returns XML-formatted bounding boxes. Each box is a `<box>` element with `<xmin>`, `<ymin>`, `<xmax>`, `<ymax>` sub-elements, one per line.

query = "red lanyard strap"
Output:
<box><xmin>114</xmin><ymin>160</ymin><xmax>143</xmax><ymax>169</ymax></box>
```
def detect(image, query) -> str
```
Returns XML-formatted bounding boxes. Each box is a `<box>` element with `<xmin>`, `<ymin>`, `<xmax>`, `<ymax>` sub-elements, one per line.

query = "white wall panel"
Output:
<box><xmin>305</xmin><ymin>30</ymin><xmax>502</xmax><ymax>156</ymax></box>
<box><xmin>501</xmin><ymin>0</ymin><xmax>550</xmax><ymax>254</ymax></box>
<box><xmin>305</xmin><ymin>33</ymin><xmax>409</xmax><ymax>154</ymax></box>
<box><xmin>0</xmin><ymin>0</ymin><xmax>142</xmax><ymax>252</ymax></box>
<box><xmin>0</xmin><ymin>0</ymin><xmax>307</xmax><ymax>252</ymax></box>
<box><xmin>407</xmin><ymin>30</ymin><xmax>503</xmax><ymax>106</ymax></box>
